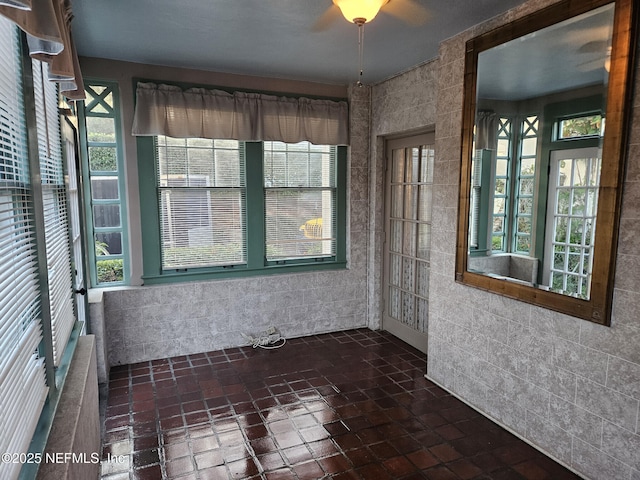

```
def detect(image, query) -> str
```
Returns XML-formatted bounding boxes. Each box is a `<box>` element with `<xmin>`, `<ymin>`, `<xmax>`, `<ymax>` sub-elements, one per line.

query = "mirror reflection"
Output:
<box><xmin>467</xmin><ymin>3</ymin><xmax>614</xmax><ymax>300</ymax></box>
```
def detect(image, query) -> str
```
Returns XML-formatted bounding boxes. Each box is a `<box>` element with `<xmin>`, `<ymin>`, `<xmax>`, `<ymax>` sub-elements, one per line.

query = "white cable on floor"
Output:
<box><xmin>242</xmin><ymin>328</ymin><xmax>287</xmax><ymax>350</ymax></box>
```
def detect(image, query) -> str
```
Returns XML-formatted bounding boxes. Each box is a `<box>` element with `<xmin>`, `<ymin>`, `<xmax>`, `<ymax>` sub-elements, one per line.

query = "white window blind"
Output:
<box><xmin>156</xmin><ymin>136</ymin><xmax>246</xmax><ymax>269</ymax></box>
<box><xmin>469</xmin><ymin>149</ymin><xmax>483</xmax><ymax>249</ymax></box>
<box><xmin>0</xmin><ymin>17</ymin><xmax>48</xmax><ymax>480</ymax></box>
<box><xmin>263</xmin><ymin>141</ymin><xmax>336</xmax><ymax>261</ymax></box>
<box><xmin>33</xmin><ymin>58</ymin><xmax>76</xmax><ymax>367</ymax></box>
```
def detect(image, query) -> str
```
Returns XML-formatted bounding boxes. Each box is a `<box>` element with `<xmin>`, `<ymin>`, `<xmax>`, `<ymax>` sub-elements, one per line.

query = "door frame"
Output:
<box><xmin>382</xmin><ymin>132</ymin><xmax>434</xmax><ymax>353</ymax></box>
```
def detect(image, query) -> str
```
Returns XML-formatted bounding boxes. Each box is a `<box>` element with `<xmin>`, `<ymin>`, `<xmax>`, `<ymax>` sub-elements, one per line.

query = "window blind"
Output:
<box><xmin>263</xmin><ymin>141</ymin><xmax>336</xmax><ymax>261</ymax></box>
<box><xmin>0</xmin><ymin>17</ymin><xmax>48</xmax><ymax>480</ymax></box>
<box><xmin>33</xmin><ymin>58</ymin><xmax>75</xmax><ymax>366</ymax></box>
<box><xmin>156</xmin><ymin>137</ymin><xmax>246</xmax><ymax>270</ymax></box>
<box><xmin>469</xmin><ymin>149</ymin><xmax>483</xmax><ymax>249</ymax></box>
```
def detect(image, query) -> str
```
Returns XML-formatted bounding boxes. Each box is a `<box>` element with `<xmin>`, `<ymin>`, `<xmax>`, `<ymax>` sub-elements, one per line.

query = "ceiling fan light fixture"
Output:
<box><xmin>333</xmin><ymin>0</ymin><xmax>389</xmax><ymax>24</ymax></box>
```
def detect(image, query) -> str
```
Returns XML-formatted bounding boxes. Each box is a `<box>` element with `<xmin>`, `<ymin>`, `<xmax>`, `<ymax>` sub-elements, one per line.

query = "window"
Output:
<box><xmin>512</xmin><ymin>115</ymin><xmax>538</xmax><ymax>254</ymax></box>
<box><xmin>0</xmin><ymin>19</ymin><xmax>49</xmax><ymax>479</ymax></box>
<box><xmin>1</xmin><ymin>18</ymin><xmax>80</xmax><ymax>480</ymax></box>
<box><xmin>32</xmin><ymin>59</ymin><xmax>76</xmax><ymax>366</ymax></box>
<box><xmin>491</xmin><ymin>117</ymin><xmax>511</xmax><ymax>252</ymax></box>
<box><xmin>78</xmin><ymin>82</ymin><xmax>129</xmax><ymax>285</ymax></box>
<box><xmin>139</xmin><ymin>138</ymin><xmax>346</xmax><ymax>283</ymax></box>
<box><xmin>156</xmin><ymin>137</ymin><xmax>245</xmax><ymax>269</ymax></box>
<box><xmin>557</xmin><ymin>114</ymin><xmax>604</xmax><ymax>139</ymax></box>
<box><xmin>264</xmin><ymin>141</ymin><xmax>336</xmax><ymax>262</ymax></box>
<box><xmin>488</xmin><ymin>115</ymin><xmax>539</xmax><ymax>254</ymax></box>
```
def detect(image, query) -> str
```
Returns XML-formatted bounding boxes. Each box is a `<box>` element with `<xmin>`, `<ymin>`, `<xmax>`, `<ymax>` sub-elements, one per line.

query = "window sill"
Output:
<box><xmin>141</xmin><ymin>261</ymin><xmax>348</xmax><ymax>285</ymax></box>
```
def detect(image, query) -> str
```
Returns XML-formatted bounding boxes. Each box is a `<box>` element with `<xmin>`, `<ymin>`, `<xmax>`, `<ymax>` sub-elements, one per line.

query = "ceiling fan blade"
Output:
<box><xmin>312</xmin><ymin>4</ymin><xmax>342</xmax><ymax>32</ymax></box>
<box><xmin>577</xmin><ymin>40</ymin><xmax>608</xmax><ymax>54</ymax></box>
<box><xmin>383</xmin><ymin>0</ymin><xmax>430</xmax><ymax>26</ymax></box>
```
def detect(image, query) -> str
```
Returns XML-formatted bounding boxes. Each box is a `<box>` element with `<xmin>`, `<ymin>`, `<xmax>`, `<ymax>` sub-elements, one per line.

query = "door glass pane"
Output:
<box><xmin>497</xmin><ymin>139</ymin><xmax>509</xmax><ymax>157</ymax></box>
<box><xmin>93</xmin><ymin>204</ymin><xmax>121</xmax><ymax>228</ymax></box>
<box><xmin>392</xmin><ymin>149</ymin><xmax>405</xmax><ymax>183</ymax></box>
<box><xmin>420</xmin><ymin>146</ymin><xmax>434</xmax><ymax>183</ymax></box>
<box><xmin>521</xmin><ymin>137</ymin><xmax>537</xmax><ymax>156</ymax></box>
<box><xmin>406</xmin><ymin>149</ymin><xmax>419</xmax><ymax>183</ymax></box>
<box><xmin>418</xmin><ymin>185</ymin><xmax>432</xmax><ymax>221</ymax></box>
<box><xmin>389</xmin><ymin>286</ymin><xmax>400</xmax><ymax>320</ymax></box>
<box><xmin>89</xmin><ymin>146</ymin><xmax>117</xmax><ymax>171</ymax></box>
<box><xmin>496</xmin><ymin>159</ymin><xmax>508</xmax><ymax>176</ymax></box>
<box><xmin>554</xmin><ymin>218</ymin><xmax>567</xmax><ymax>242</ymax></box>
<box><xmin>404</xmin><ymin>185</ymin><xmax>417</xmax><ymax>220</ymax></box>
<box><xmin>417</xmin><ymin>223</ymin><xmax>431</xmax><ymax>260</ymax></box>
<box><xmin>402</xmin><ymin>291</ymin><xmax>415</xmax><ymax>327</ymax></box>
<box><xmin>86</xmin><ymin>117</ymin><xmax>115</xmax><ymax>143</ymax></box>
<box><xmin>390</xmin><ymin>254</ymin><xmax>401</xmax><ymax>287</ymax></box>
<box><xmin>91</xmin><ymin>177</ymin><xmax>119</xmax><ymax>200</ymax></box>
<box><xmin>402</xmin><ymin>257</ymin><xmax>415</xmax><ymax>292</ymax></box>
<box><xmin>96</xmin><ymin>258</ymin><xmax>123</xmax><ymax>282</ymax></box>
<box><xmin>417</xmin><ymin>298</ymin><xmax>428</xmax><ymax>332</ymax></box>
<box><xmin>390</xmin><ymin>220</ymin><xmax>402</xmax><ymax>253</ymax></box>
<box><xmin>416</xmin><ymin>261</ymin><xmax>429</xmax><ymax>297</ymax></box>
<box><xmin>391</xmin><ymin>185</ymin><xmax>403</xmax><ymax>218</ymax></box>
<box><xmin>95</xmin><ymin>232</ymin><xmax>122</xmax><ymax>255</ymax></box>
<box><xmin>403</xmin><ymin>222</ymin><xmax>416</xmax><ymax>256</ymax></box>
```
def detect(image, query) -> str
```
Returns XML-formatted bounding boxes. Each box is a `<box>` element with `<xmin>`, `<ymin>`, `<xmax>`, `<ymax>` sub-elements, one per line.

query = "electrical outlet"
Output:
<box><xmin>266</xmin><ymin>326</ymin><xmax>276</xmax><ymax>335</ymax></box>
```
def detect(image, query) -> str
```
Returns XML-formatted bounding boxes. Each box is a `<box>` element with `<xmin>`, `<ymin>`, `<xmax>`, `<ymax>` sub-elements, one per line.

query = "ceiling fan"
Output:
<box><xmin>314</xmin><ymin>0</ymin><xmax>430</xmax><ymax>30</ymax></box>
<box><xmin>576</xmin><ymin>42</ymin><xmax>611</xmax><ymax>73</ymax></box>
<box><xmin>314</xmin><ymin>0</ymin><xmax>431</xmax><ymax>85</ymax></box>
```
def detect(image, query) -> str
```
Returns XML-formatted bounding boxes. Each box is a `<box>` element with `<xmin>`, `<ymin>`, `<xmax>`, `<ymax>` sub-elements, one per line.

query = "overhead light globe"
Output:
<box><xmin>333</xmin><ymin>0</ymin><xmax>389</xmax><ymax>24</ymax></box>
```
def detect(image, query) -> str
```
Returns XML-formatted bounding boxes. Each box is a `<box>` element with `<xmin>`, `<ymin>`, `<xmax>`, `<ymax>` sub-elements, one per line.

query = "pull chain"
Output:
<box><xmin>357</xmin><ymin>21</ymin><xmax>365</xmax><ymax>87</ymax></box>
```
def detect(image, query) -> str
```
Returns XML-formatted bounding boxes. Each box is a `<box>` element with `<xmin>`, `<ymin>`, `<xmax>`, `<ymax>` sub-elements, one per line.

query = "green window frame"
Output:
<box><xmin>78</xmin><ymin>81</ymin><xmax>130</xmax><ymax>286</ymax></box>
<box><xmin>156</xmin><ymin>137</ymin><xmax>247</xmax><ymax>270</ymax></box>
<box><xmin>556</xmin><ymin>114</ymin><xmax>604</xmax><ymax>140</ymax></box>
<box><xmin>263</xmin><ymin>141</ymin><xmax>338</xmax><ymax>265</ymax></box>
<box><xmin>491</xmin><ymin>117</ymin><xmax>512</xmax><ymax>252</ymax></box>
<box><xmin>536</xmin><ymin>95</ymin><xmax>604</xmax><ymax>288</ymax></box>
<box><xmin>489</xmin><ymin>115</ymin><xmax>539</xmax><ymax>255</ymax></box>
<box><xmin>137</xmin><ymin>138</ymin><xmax>347</xmax><ymax>284</ymax></box>
<box><xmin>512</xmin><ymin>115</ymin><xmax>539</xmax><ymax>254</ymax></box>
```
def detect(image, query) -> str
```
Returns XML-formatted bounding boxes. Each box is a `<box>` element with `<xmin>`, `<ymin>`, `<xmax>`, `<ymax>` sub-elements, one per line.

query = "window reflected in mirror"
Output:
<box><xmin>456</xmin><ymin>0</ymin><xmax>636</xmax><ymax>324</ymax></box>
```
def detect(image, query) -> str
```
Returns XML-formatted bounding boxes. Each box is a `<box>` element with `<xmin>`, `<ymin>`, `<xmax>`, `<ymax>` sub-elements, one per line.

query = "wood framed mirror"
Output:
<box><xmin>455</xmin><ymin>0</ymin><xmax>637</xmax><ymax>325</ymax></box>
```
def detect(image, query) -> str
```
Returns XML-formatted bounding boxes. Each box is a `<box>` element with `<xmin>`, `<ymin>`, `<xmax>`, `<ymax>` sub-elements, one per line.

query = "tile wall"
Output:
<box><xmin>424</xmin><ymin>0</ymin><xmax>640</xmax><ymax>479</ymax></box>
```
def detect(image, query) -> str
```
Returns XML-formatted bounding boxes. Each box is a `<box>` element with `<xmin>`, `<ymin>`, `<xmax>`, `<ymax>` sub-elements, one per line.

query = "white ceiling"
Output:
<box><xmin>477</xmin><ymin>3</ymin><xmax>614</xmax><ymax>101</ymax></box>
<box><xmin>70</xmin><ymin>0</ymin><xmax>528</xmax><ymax>86</ymax></box>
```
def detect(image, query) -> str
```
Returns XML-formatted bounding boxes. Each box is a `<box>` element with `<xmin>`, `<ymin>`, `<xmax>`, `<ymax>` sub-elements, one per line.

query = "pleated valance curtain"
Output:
<box><xmin>132</xmin><ymin>82</ymin><xmax>349</xmax><ymax>146</ymax></box>
<box><xmin>0</xmin><ymin>0</ymin><xmax>84</xmax><ymax>100</ymax></box>
<box><xmin>475</xmin><ymin>110</ymin><xmax>497</xmax><ymax>150</ymax></box>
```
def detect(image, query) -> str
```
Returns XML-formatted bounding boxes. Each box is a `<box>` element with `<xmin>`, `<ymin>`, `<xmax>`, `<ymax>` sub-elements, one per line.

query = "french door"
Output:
<box><xmin>383</xmin><ymin>134</ymin><xmax>434</xmax><ymax>352</ymax></box>
<box><xmin>543</xmin><ymin>147</ymin><xmax>600</xmax><ymax>299</ymax></box>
